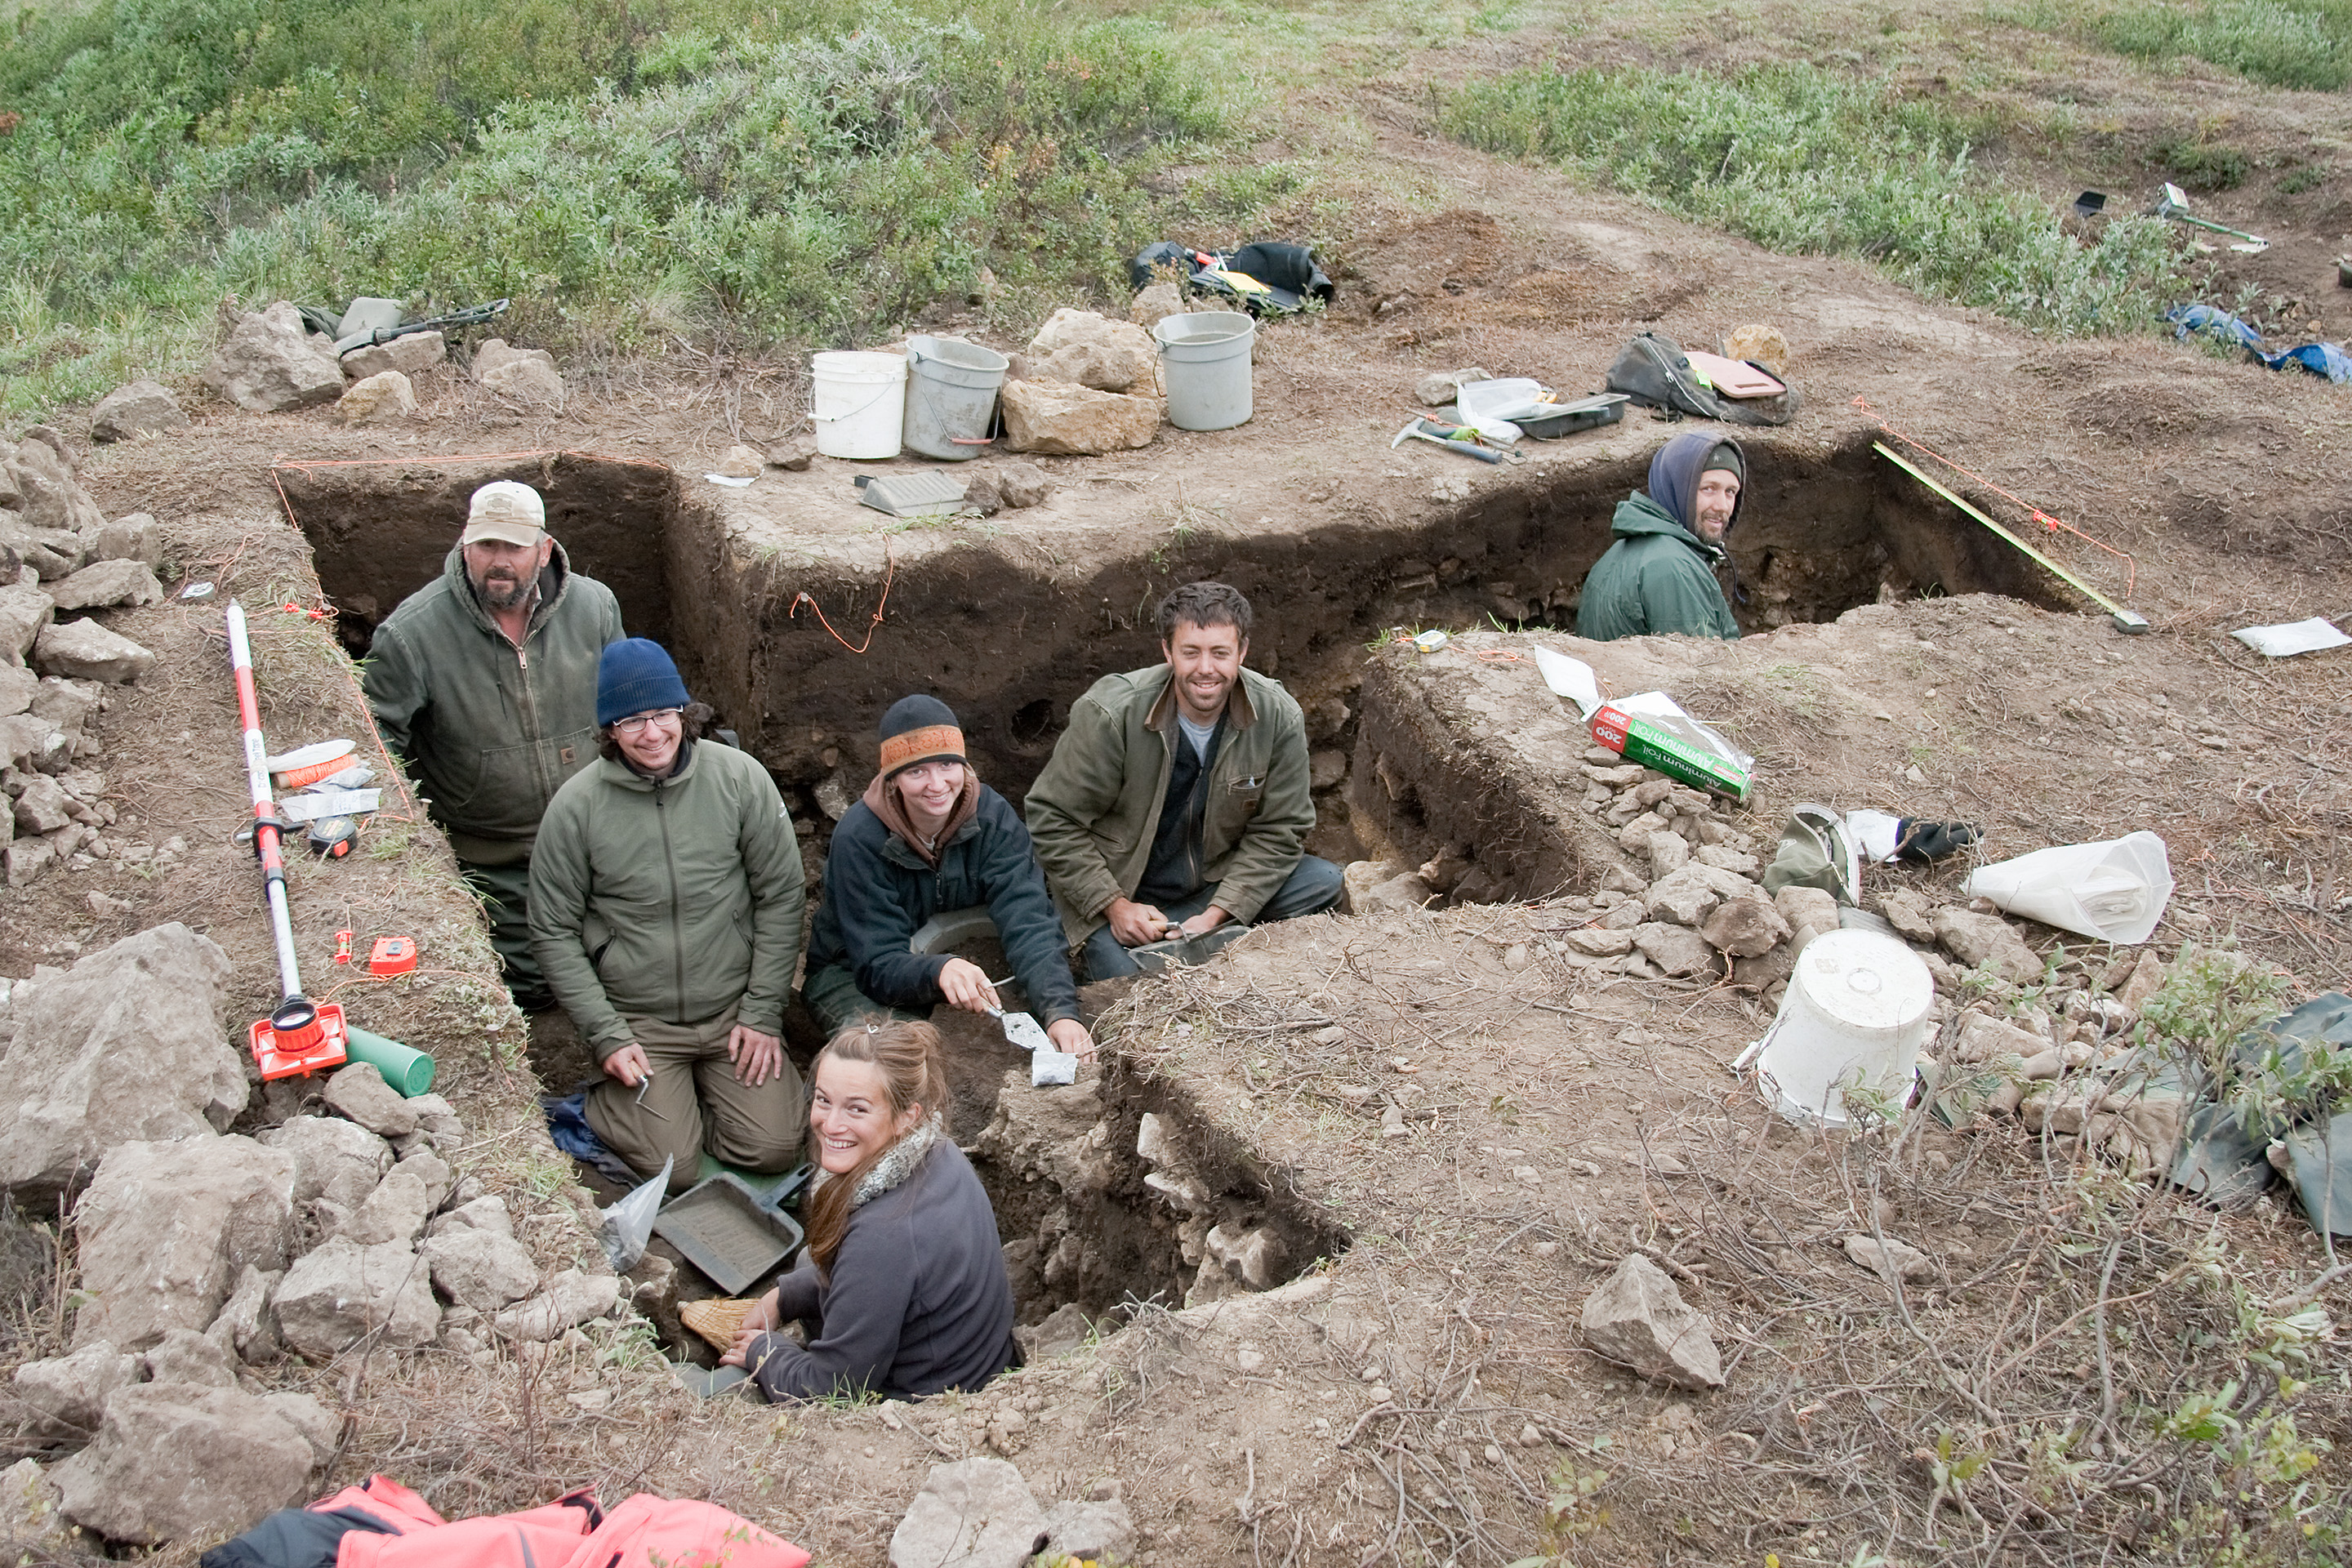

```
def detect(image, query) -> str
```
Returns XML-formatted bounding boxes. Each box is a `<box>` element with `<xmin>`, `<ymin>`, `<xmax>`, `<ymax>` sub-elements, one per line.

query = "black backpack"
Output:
<box><xmin>1606</xmin><ymin>332</ymin><xmax>1800</xmax><ymax>427</ymax></box>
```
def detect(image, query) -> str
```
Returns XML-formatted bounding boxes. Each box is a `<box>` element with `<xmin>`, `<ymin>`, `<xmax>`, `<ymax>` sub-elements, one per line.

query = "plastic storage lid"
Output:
<box><xmin>1789</xmin><ymin>930</ymin><xmax>1933</xmax><ymax>1034</ymax></box>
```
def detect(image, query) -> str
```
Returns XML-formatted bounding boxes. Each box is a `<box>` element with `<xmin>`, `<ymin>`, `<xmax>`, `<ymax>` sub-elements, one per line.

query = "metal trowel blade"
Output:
<box><xmin>997</xmin><ymin>1010</ymin><xmax>1054</xmax><ymax>1053</ymax></box>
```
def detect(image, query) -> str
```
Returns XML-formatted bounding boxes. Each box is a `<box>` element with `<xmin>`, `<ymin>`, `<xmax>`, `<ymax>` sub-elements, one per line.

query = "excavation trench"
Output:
<box><xmin>278</xmin><ymin>432</ymin><xmax>2056</xmax><ymax>1339</ymax></box>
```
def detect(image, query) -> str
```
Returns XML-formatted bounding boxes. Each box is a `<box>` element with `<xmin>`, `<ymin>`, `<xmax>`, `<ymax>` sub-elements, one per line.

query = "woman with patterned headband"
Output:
<box><xmin>799</xmin><ymin>695</ymin><xmax>1095</xmax><ymax>1060</ymax></box>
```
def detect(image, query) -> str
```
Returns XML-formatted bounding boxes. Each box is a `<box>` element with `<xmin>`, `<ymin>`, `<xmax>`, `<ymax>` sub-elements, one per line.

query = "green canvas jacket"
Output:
<box><xmin>362</xmin><ymin>543</ymin><xmax>623</xmax><ymax>861</ymax></box>
<box><xmin>528</xmin><ymin>742</ymin><xmax>806</xmax><ymax>1060</ymax></box>
<box><xmin>1024</xmin><ymin>664</ymin><xmax>1315</xmax><ymax>942</ymax></box>
<box><xmin>1575</xmin><ymin>494</ymin><xmax>1741</xmax><ymax>642</ymax></box>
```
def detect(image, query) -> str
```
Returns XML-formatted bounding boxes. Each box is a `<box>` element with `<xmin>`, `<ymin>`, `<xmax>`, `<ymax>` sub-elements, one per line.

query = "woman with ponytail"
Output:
<box><xmin>720</xmin><ymin>1021</ymin><xmax>1018</xmax><ymax>1401</ymax></box>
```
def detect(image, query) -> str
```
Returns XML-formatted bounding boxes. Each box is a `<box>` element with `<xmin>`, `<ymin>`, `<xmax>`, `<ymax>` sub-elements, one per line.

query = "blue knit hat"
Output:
<box><xmin>597</xmin><ymin>639</ymin><xmax>690</xmax><ymax>728</ymax></box>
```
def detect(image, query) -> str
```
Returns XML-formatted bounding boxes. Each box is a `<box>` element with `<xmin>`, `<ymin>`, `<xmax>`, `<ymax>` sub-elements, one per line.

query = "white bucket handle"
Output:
<box><xmin>811</xmin><ymin>381</ymin><xmax>899</xmax><ymax>424</ymax></box>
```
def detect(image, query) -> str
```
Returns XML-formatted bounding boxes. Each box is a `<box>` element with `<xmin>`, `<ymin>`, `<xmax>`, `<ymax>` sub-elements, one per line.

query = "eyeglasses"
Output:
<box><xmin>612</xmin><ymin>708</ymin><xmax>684</xmax><ymax>736</ymax></box>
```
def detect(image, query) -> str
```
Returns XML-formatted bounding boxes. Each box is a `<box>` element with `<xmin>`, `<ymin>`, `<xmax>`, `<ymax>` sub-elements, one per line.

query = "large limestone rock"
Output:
<box><xmin>337</xmin><ymin>370</ymin><xmax>417</xmax><ymax>426</ymax></box>
<box><xmin>488</xmin><ymin>1268</ymin><xmax>617</xmax><ymax>1343</ymax></box>
<box><xmin>72</xmin><ymin>1136</ymin><xmax>299</xmax><ymax>1352</ymax></box>
<box><xmin>32</xmin><ymin>619</ymin><xmax>154</xmax><ymax>684</ymax></box>
<box><xmin>1645</xmin><ymin>862</ymin><xmax>1761</xmax><ymax>928</ymax></box>
<box><xmin>1</xmin><ymin>434</ymin><xmax>106</xmax><ymax>537</ymax></box>
<box><xmin>340</xmin><ymin>330</ymin><xmax>444</xmax><ymax>381</ymax></box>
<box><xmin>46</xmin><ymin>559</ymin><xmax>163</xmax><ymax>612</ymax></box>
<box><xmin>1632</xmin><ymin>922</ymin><xmax>1719</xmax><ymax>978</ymax></box>
<box><xmin>203</xmin><ymin>302</ymin><xmax>345</xmax><ymax>412</ymax></box>
<box><xmin>1039</xmin><ymin>1497</ymin><xmax>1137</xmax><ymax>1563</ymax></box>
<box><xmin>0</xmin><ymin>924</ymin><xmax>245</xmax><ymax>1196</ymax></box>
<box><xmin>1933</xmin><ymin>908</ymin><xmax>2042</xmax><ymax>984</ymax></box>
<box><xmin>259</xmin><ymin>1115</ymin><xmax>393</xmax><ymax>1211</ymax></box>
<box><xmin>473</xmin><ymin>340</ymin><xmax>565</xmax><ymax>405</ymax></box>
<box><xmin>887</xmin><ymin>1458</ymin><xmax>1048</xmax><ymax>1568</ymax></box>
<box><xmin>87</xmin><ymin>511</ymin><xmax>162</xmax><ymax>567</ymax></box>
<box><xmin>87</xmin><ymin>381</ymin><xmax>189</xmax><ymax>444</ymax></box>
<box><xmin>51</xmin><ymin>1383</ymin><xmax>329</xmax><ymax>1545</ymax></box>
<box><xmin>0</xmin><ymin>586</ymin><xmax>54</xmax><ymax>664</ymax></box>
<box><xmin>270</xmin><ymin>1238</ymin><xmax>441</xmax><ymax>1360</ymax></box>
<box><xmin>7</xmin><ymin>1339</ymin><xmax>139</xmax><ymax>1446</ymax></box>
<box><xmin>1579</xmin><ymin>1254</ymin><xmax>1723</xmax><ymax>1391</ymax></box>
<box><xmin>419</xmin><ymin>1227</ymin><xmax>540</xmax><ymax>1312</ymax></box>
<box><xmin>323</xmin><ymin>1062</ymin><xmax>418</xmax><ymax>1137</ymax></box>
<box><xmin>1000</xmin><ymin>380</ymin><xmax>1158</xmax><ymax>456</ymax></box>
<box><xmin>338</xmin><ymin>1167</ymin><xmax>435</xmax><ymax>1246</ymax></box>
<box><xmin>1700</xmin><ymin>897</ymin><xmax>1791</xmax><ymax>958</ymax></box>
<box><xmin>1024</xmin><ymin>308</ymin><xmax>1157</xmax><ymax>394</ymax></box>
<box><xmin>0</xmin><ymin>1456</ymin><xmax>71</xmax><ymax>1551</ymax></box>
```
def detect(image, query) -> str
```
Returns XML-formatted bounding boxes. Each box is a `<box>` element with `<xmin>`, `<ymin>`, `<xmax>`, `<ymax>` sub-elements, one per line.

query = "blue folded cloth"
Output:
<box><xmin>540</xmin><ymin>1090</ymin><xmax>640</xmax><ymax>1187</ymax></box>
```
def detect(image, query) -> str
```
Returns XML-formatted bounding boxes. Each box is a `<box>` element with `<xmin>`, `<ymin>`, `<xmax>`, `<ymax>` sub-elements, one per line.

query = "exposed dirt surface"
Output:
<box><xmin>21</xmin><ymin>74</ymin><xmax>2352</xmax><ymax>1568</ymax></box>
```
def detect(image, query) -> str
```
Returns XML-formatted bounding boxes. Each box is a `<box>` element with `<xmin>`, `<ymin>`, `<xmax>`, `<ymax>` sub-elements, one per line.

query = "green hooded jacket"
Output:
<box><xmin>528</xmin><ymin>741</ymin><xmax>806</xmax><ymax>1060</ymax></box>
<box><xmin>1575</xmin><ymin>494</ymin><xmax>1741</xmax><ymax>642</ymax></box>
<box><xmin>1024</xmin><ymin>664</ymin><xmax>1316</xmax><ymax>943</ymax></box>
<box><xmin>362</xmin><ymin>543</ymin><xmax>624</xmax><ymax>862</ymax></box>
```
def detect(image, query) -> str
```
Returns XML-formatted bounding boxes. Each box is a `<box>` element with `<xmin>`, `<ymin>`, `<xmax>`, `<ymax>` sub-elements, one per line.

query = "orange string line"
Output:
<box><xmin>1851</xmin><ymin>396</ymin><xmax>2137</xmax><ymax>599</ymax></box>
<box><xmin>789</xmin><ymin>541</ymin><xmax>897</xmax><ymax>654</ymax></box>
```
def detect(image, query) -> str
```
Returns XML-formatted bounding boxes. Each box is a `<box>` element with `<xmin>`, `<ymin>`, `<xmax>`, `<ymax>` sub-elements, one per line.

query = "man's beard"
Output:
<box><xmin>476</xmin><ymin>571</ymin><xmax>532</xmax><ymax>610</ymax></box>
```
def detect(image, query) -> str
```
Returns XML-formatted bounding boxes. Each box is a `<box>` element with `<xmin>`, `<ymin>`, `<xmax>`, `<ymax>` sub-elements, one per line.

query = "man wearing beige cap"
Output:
<box><xmin>364</xmin><ymin>480</ymin><xmax>624</xmax><ymax>1009</ymax></box>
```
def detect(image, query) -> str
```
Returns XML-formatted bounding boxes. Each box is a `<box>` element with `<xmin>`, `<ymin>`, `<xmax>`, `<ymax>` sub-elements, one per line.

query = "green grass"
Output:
<box><xmin>0</xmin><ymin>0</ymin><xmax>1309</xmax><ymax>417</ymax></box>
<box><xmin>2074</xmin><ymin>0</ymin><xmax>2352</xmax><ymax>91</ymax></box>
<box><xmin>1442</xmin><ymin>60</ymin><xmax>2189</xmax><ymax>338</ymax></box>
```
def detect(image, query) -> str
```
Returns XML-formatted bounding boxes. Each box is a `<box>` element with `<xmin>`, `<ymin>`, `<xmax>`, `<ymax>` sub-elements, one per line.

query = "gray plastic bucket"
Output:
<box><xmin>1152</xmin><ymin>311</ymin><xmax>1255</xmax><ymax>431</ymax></box>
<box><xmin>902</xmin><ymin>335</ymin><xmax>1009</xmax><ymax>461</ymax></box>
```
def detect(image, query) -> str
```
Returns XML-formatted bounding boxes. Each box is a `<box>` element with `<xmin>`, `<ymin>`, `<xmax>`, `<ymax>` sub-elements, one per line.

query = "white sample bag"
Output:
<box><xmin>1962</xmin><ymin>831</ymin><xmax>2172</xmax><ymax>944</ymax></box>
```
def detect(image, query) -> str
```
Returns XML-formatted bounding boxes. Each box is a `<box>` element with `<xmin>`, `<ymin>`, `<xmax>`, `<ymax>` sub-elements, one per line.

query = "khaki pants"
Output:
<box><xmin>583</xmin><ymin>1010</ymin><xmax>805</xmax><ymax>1197</ymax></box>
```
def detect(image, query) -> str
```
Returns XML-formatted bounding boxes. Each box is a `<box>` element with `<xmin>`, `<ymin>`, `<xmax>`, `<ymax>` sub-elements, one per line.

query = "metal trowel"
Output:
<box><xmin>988</xmin><ymin>1005</ymin><xmax>1078</xmax><ymax>1087</ymax></box>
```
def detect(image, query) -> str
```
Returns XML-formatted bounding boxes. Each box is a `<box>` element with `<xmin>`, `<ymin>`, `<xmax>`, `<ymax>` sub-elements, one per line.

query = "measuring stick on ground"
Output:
<box><xmin>1873</xmin><ymin>442</ymin><xmax>2149</xmax><ymax>633</ymax></box>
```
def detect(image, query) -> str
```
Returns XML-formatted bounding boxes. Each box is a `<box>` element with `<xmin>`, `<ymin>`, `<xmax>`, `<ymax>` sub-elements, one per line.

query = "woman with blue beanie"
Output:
<box><xmin>529</xmin><ymin>639</ymin><xmax>808</xmax><ymax>1195</ymax></box>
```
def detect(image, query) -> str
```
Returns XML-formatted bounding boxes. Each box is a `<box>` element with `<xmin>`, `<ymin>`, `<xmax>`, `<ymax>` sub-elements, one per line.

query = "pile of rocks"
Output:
<box><xmin>1001</xmin><ymin>308</ymin><xmax>1162</xmax><ymax>457</ymax></box>
<box><xmin>0</xmin><ymin>924</ymin><xmax>619</xmax><ymax>1549</ymax></box>
<box><xmin>192</xmin><ymin>300</ymin><xmax>565</xmax><ymax>425</ymax></box>
<box><xmin>2</xmin><ymin>430</ymin><xmax>161</xmax><ymax>889</ymax></box>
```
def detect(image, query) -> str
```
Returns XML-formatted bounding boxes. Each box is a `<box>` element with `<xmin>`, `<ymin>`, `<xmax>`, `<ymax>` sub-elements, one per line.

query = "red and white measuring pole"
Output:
<box><xmin>225</xmin><ymin>601</ymin><xmax>348</xmax><ymax>1079</ymax></box>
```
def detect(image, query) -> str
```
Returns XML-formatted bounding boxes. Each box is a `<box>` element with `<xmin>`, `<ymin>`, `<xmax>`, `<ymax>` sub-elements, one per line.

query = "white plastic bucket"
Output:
<box><xmin>810</xmin><ymin>351</ymin><xmax>907</xmax><ymax>460</ymax></box>
<box><xmin>1753</xmin><ymin>930</ymin><xmax>1934</xmax><ymax>1127</ymax></box>
<box><xmin>1962</xmin><ymin>831</ymin><xmax>2172</xmax><ymax>944</ymax></box>
<box><xmin>902</xmin><ymin>336</ymin><xmax>1008</xmax><ymax>461</ymax></box>
<box><xmin>1152</xmin><ymin>310</ymin><xmax>1254</xmax><ymax>431</ymax></box>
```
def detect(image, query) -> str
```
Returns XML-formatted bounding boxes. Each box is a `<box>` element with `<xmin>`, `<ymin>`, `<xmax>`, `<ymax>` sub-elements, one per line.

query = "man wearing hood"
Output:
<box><xmin>800</xmin><ymin>696</ymin><xmax>1094</xmax><ymax>1060</ymax></box>
<box><xmin>1577</xmin><ymin>433</ymin><xmax>1745</xmax><ymax>642</ymax></box>
<box><xmin>364</xmin><ymin>481</ymin><xmax>624</xmax><ymax>1010</ymax></box>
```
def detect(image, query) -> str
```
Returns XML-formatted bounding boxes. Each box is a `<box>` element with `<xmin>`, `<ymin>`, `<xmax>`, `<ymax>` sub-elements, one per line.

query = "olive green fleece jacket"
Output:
<box><xmin>528</xmin><ymin>741</ymin><xmax>806</xmax><ymax>1061</ymax></box>
<box><xmin>1575</xmin><ymin>495</ymin><xmax>1741</xmax><ymax>642</ymax></box>
<box><xmin>362</xmin><ymin>543</ymin><xmax>624</xmax><ymax>862</ymax></box>
<box><xmin>1024</xmin><ymin>665</ymin><xmax>1315</xmax><ymax>943</ymax></box>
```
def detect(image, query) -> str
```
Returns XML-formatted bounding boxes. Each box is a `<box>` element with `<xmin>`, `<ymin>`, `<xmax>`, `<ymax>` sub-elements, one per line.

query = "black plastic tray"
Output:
<box><xmin>653</xmin><ymin>1174</ymin><xmax>806</xmax><ymax>1294</ymax></box>
<box><xmin>1517</xmin><ymin>394</ymin><xmax>1628</xmax><ymax>440</ymax></box>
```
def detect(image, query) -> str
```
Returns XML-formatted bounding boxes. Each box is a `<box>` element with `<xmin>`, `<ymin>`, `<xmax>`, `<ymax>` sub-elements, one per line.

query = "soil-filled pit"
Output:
<box><xmin>282</xmin><ymin>432</ymin><xmax>2064</xmax><ymax>868</ymax></box>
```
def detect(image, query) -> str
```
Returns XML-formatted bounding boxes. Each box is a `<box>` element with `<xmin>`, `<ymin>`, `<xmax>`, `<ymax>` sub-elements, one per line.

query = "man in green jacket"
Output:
<box><xmin>363</xmin><ymin>481</ymin><xmax>623</xmax><ymax>1009</ymax></box>
<box><xmin>529</xmin><ymin>639</ymin><xmax>806</xmax><ymax>1196</ymax></box>
<box><xmin>1576</xmin><ymin>432</ymin><xmax>1745</xmax><ymax>642</ymax></box>
<box><xmin>1026</xmin><ymin>581</ymin><xmax>1341</xmax><ymax>981</ymax></box>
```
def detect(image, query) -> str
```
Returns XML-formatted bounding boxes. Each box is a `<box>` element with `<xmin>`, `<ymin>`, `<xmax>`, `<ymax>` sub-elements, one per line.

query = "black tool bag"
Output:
<box><xmin>1605</xmin><ymin>332</ymin><xmax>1800</xmax><ymax>426</ymax></box>
<box><xmin>1127</xmin><ymin>240</ymin><xmax>1334</xmax><ymax>315</ymax></box>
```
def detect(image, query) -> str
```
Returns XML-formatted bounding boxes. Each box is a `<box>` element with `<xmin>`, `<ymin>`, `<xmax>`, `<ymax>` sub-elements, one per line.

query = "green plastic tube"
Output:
<box><xmin>343</xmin><ymin>1024</ymin><xmax>435</xmax><ymax>1098</ymax></box>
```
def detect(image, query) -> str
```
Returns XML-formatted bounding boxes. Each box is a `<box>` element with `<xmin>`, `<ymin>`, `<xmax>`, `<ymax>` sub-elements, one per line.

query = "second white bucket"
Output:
<box><xmin>811</xmin><ymin>350</ymin><xmax>907</xmax><ymax>460</ymax></box>
<box><xmin>1753</xmin><ymin>929</ymin><xmax>1934</xmax><ymax>1127</ymax></box>
<box><xmin>1152</xmin><ymin>310</ymin><xmax>1255</xmax><ymax>431</ymax></box>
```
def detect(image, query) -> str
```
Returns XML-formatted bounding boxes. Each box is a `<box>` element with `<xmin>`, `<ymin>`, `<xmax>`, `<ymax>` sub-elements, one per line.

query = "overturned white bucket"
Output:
<box><xmin>1752</xmin><ymin>930</ymin><xmax>1934</xmax><ymax>1127</ymax></box>
<box><xmin>810</xmin><ymin>350</ymin><xmax>907</xmax><ymax>460</ymax></box>
<box><xmin>1962</xmin><ymin>831</ymin><xmax>2172</xmax><ymax>944</ymax></box>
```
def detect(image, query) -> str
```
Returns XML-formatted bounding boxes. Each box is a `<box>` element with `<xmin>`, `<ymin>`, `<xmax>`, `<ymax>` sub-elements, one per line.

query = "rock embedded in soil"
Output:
<box><xmin>1129</xmin><ymin>281</ymin><xmax>1184</xmax><ymax>327</ymax></box>
<box><xmin>1564</xmin><ymin>926</ymin><xmax>1635</xmax><ymax>957</ymax></box>
<box><xmin>1952</xmin><ymin>1012</ymin><xmax>2047</xmax><ymax>1065</ymax></box>
<box><xmin>338</xmin><ymin>329</ymin><xmax>444</xmax><ymax>381</ymax></box>
<box><xmin>1700</xmin><ymin>898</ymin><xmax>1790</xmax><ymax>958</ymax></box>
<box><xmin>203</xmin><ymin>302</ymin><xmax>345</xmax><ymax>412</ymax></box>
<box><xmin>0</xmin><ymin>586</ymin><xmax>51</xmax><ymax>665</ymax></box>
<box><xmin>51</xmin><ymin>1382</ymin><xmax>330</xmax><ymax>1545</ymax></box>
<box><xmin>0</xmin><ymin>924</ymin><xmax>245</xmax><ymax>1196</ymax></box>
<box><xmin>337</xmin><ymin>1166</ymin><xmax>436</xmax><ymax>1246</ymax></box>
<box><xmin>1024</xmin><ymin>308</ymin><xmax>1157</xmax><ymax>394</ymax></box>
<box><xmin>270</xmin><ymin>1238</ymin><xmax>442</xmax><ymax>1360</ymax></box>
<box><xmin>2116</xmin><ymin>950</ymin><xmax>2167</xmax><ymax>1017</ymax></box>
<box><xmin>992</xmin><ymin>460</ymin><xmax>1049</xmax><ymax>509</ymax></box>
<box><xmin>1843</xmin><ymin>1234</ymin><xmax>1935</xmax><ymax>1283</ymax></box>
<box><xmin>1931</xmin><ymin>908</ymin><xmax>2041</xmax><ymax>984</ymax></box>
<box><xmin>1633</xmin><ymin>923</ymin><xmax>1719</xmax><ymax>978</ymax></box>
<box><xmin>46</xmin><ymin>559</ymin><xmax>163</xmax><ymax>612</ymax></box>
<box><xmin>89</xmin><ymin>511</ymin><xmax>162</xmax><ymax>567</ymax></box>
<box><xmin>324</xmin><ymin>1061</ymin><xmax>419</xmax><ymax>1138</ymax></box>
<box><xmin>419</xmin><ymin>1227</ymin><xmax>540</xmax><ymax>1312</ymax></box>
<box><xmin>1000</xmin><ymin>380</ymin><xmax>1158</xmax><ymax>456</ymax></box>
<box><xmin>1414</xmin><ymin>367</ymin><xmax>1491</xmax><ymax>406</ymax></box>
<box><xmin>1877</xmin><ymin>888</ymin><xmax>1939</xmax><ymax>943</ymax></box>
<box><xmin>139</xmin><ymin>1327</ymin><xmax>236</xmax><ymax>1390</ymax></box>
<box><xmin>0</xmin><ymin>1456</ymin><xmax>69</xmax><ymax>1550</ymax></box>
<box><xmin>1039</xmin><ymin>1497</ymin><xmax>1137</xmax><ymax>1564</ymax></box>
<box><xmin>427</xmin><ymin>1194</ymin><xmax>514</xmax><ymax>1239</ymax></box>
<box><xmin>207</xmin><ymin>1264</ymin><xmax>283</xmax><ymax>1364</ymax></box>
<box><xmin>1646</xmin><ymin>830</ymin><xmax>1690</xmax><ymax>878</ymax></box>
<box><xmin>88</xmin><ymin>380</ymin><xmax>190</xmax><ymax>443</ymax></box>
<box><xmin>71</xmin><ymin>1135</ymin><xmax>298</xmax><ymax>1352</ymax></box>
<box><xmin>489</xmin><ymin>1268</ymin><xmax>619</xmax><ymax>1343</ymax></box>
<box><xmin>473</xmin><ymin>341</ymin><xmax>565</xmax><ymax>405</ymax></box>
<box><xmin>1579</xmin><ymin>1254</ymin><xmax>1724</xmax><ymax>1391</ymax></box>
<box><xmin>337</xmin><ymin>370</ymin><xmax>417</xmax><ymax>426</ymax></box>
<box><xmin>715</xmin><ymin>443</ymin><xmax>763</xmax><ymax>479</ymax></box>
<box><xmin>31</xmin><ymin>619</ymin><xmax>153</xmax><ymax>684</ymax></box>
<box><xmin>887</xmin><ymin>1457</ymin><xmax>1048</xmax><ymax>1568</ymax></box>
